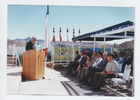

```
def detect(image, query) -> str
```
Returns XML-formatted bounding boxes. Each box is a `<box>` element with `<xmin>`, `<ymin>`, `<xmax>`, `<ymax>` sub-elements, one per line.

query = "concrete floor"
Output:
<box><xmin>7</xmin><ymin>66</ymin><xmax>132</xmax><ymax>96</ymax></box>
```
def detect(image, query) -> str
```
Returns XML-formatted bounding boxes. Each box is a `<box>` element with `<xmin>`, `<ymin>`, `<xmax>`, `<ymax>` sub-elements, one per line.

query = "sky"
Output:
<box><xmin>7</xmin><ymin>5</ymin><xmax>135</xmax><ymax>44</ymax></box>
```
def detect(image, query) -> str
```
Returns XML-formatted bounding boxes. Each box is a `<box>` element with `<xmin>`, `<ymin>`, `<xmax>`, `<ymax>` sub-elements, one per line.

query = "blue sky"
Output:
<box><xmin>8</xmin><ymin>5</ymin><xmax>135</xmax><ymax>44</ymax></box>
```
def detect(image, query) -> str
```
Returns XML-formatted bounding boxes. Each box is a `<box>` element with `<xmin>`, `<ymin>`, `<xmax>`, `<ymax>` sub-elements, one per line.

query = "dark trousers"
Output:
<box><xmin>67</xmin><ymin>61</ymin><xmax>74</xmax><ymax>73</ymax></box>
<box><xmin>72</xmin><ymin>63</ymin><xmax>79</xmax><ymax>72</ymax></box>
<box><xmin>93</xmin><ymin>72</ymin><xmax>115</xmax><ymax>88</ymax></box>
<box><xmin>68</xmin><ymin>62</ymin><xmax>79</xmax><ymax>73</ymax></box>
<box><xmin>84</xmin><ymin>67</ymin><xmax>102</xmax><ymax>84</ymax></box>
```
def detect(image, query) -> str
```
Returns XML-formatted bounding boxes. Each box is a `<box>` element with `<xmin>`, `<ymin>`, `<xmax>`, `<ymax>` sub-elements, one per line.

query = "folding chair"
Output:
<box><xmin>111</xmin><ymin>65</ymin><xmax>131</xmax><ymax>92</ymax></box>
<box><xmin>118</xmin><ymin>64</ymin><xmax>131</xmax><ymax>78</ymax></box>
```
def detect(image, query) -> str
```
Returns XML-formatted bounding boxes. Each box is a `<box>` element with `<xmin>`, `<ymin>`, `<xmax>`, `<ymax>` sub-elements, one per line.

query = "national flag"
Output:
<box><xmin>79</xmin><ymin>29</ymin><xmax>81</xmax><ymax>43</ymax></box>
<box><xmin>67</xmin><ymin>28</ymin><xmax>69</xmax><ymax>42</ymax></box>
<box><xmin>52</xmin><ymin>27</ymin><xmax>55</xmax><ymax>42</ymax></box>
<box><xmin>73</xmin><ymin>28</ymin><xmax>75</xmax><ymax>43</ymax></box>
<box><xmin>59</xmin><ymin>27</ymin><xmax>62</xmax><ymax>42</ymax></box>
<box><xmin>44</xmin><ymin>5</ymin><xmax>50</xmax><ymax>57</ymax></box>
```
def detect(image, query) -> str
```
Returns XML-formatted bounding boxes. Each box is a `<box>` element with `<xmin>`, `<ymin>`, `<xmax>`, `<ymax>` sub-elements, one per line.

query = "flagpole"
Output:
<box><xmin>60</xmin><ymin>42</ymin><xmax>61</xmax><ymax>64</ymax></box>
<box><xmin>52</xmin><ymin>27</ymin><xmax>55</xmax><ymax>66</ymax></box>
<box><xmin>59</xmin><ymin>27</ymin><xmax>62</xmax><ymax>64</ymax></box>
<box><xmin>44</xmin><ymin>5</ymin><xmax>50</xmax><ymax>79</ymax></box>
<box><xmin>72</xmin><ymin>28</ymin><xmax>75</xmax><ymax>61</ymax></box>
<box><xmin>53</xmin><ymin>42</ymin><xmax>55</xmax><ymax>65</ymax></box>
<box><xmin>67</xmin><ymin>42</ymin><xmax>68</xmax><ymax>64</ymax></box>
<box><xmin>67</xmin><ymin>28</ymin><xmax>69</xmax><ymax>64</ymax></box>
<box><xmin>72</xmin><ymin>42</ymin><xmax>74</xmax><ymax>61</ymax></box>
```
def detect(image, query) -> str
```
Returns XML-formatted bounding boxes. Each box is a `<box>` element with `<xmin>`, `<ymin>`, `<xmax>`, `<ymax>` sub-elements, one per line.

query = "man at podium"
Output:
<box><xmin>25</xmin><ymin>37</ymin><xmax>36</xmax><ymax>51</ymax></box>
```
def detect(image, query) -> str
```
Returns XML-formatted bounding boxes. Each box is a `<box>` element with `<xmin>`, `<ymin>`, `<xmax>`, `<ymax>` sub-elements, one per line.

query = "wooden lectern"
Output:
<box><xmin>22</xmin><ymin>50</ymin><xmax>45</xmax><ymax>80</ymax></box>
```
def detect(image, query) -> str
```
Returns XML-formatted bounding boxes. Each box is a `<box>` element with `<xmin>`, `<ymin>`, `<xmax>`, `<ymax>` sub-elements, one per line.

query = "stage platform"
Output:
<box><xmin>7</xmin><ymin>66</ymin><xmax>132</xmax><ymax>96</ymax></box>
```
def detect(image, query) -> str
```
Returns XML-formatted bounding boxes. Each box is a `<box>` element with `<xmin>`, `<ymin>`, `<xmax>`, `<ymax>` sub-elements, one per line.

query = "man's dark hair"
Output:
<box><xmin>97</xmin><ymin>52</ymin><xmax>102</xmax><ymax>56</ymax></box>
<box><xmin>93</xmin><ymin>52</ymin><xmax>97</xmax><ymax>55</ymax></box>
<box><xmin>75</xmin><ymin>51</ymin><xmax>79</xmax><ymax>55</ymax></box>
<box><xmin>108</xmin><ymin>53</ymin><xmax>115</xmax><ymax>59</ymax></box>
<box><xmin>120</xmin><ymin>52</ymin><xmax>124</xmax><ymax>57</ymax></box>
<box><xmin>90</xmin><ymin>51</ymin><xmax>93</xmax><ymax>54</ymax></box>
<box><xmin>81</xmin><ymin>51</ymin><xmax>84</xmax><ymax>54</ymax></box>
<box><xmin>87</xmin><ymin>53</ymin><xmax>92</xmax><ymax>59</ymax></box>
<box><xmin>84</xmin><ymin>53</ymin><xmax>88</xmax><ymax>55</ymax></box>
<box><xmin>126</xmin><ymin>51</ymin><xmax>130</xmax><ymax>54</ymax></box>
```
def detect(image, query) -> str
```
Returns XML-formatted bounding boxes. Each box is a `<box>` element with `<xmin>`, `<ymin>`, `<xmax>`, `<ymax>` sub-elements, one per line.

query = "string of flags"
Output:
<box><xmin>52</xmin><ymin>28</ymin><xmax>81</xmax><ymax>43</ymax></box>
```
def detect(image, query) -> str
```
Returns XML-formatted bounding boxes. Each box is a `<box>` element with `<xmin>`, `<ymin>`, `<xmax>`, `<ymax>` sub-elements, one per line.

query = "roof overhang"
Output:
<box><xmin>72</xmin><ymin>21</ymin><xmax>134</xmax><ymax>42</ymax></box>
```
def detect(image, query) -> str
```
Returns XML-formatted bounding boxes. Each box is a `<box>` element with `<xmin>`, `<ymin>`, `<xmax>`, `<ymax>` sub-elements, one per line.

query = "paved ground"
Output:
<box><xmin>7</xmin><ymin>66</ymin><xmax>132</xmax><ymax>96</ymax></box>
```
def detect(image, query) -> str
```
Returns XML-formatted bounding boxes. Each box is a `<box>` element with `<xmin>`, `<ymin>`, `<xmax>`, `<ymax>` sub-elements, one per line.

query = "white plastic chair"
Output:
<box><xmin>118</xmin><ymin>63</ymin><xmax>123</xmax><ymax>73</ymax></box>
<box><xmin>118</xmin><ymin>64</ymin><xmax>131</xmax><ymax>78</ymax></box>
<box><xmin>111</xmin><ymin>65</ymin><xmax>131</xmax><ymax>92</ymax></box>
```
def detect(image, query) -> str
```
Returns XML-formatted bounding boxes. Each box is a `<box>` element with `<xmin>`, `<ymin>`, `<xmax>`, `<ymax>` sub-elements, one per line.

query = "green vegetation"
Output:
<box><xmin>116</xmin><ymin>44</ymin><xmax>134</xmax><ymax>56</ymax></box>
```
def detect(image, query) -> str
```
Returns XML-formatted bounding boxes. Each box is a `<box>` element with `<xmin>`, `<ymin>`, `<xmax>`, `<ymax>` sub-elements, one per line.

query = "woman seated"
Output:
<box><xmin>72</xmin><ymin>53</ymin><xmax>87</xmax><ymax>78</ymax></box>
<box><xmin>79</xmin><ymin>53</ymin><xmax>95</xmax><ymax>79</ymax></box>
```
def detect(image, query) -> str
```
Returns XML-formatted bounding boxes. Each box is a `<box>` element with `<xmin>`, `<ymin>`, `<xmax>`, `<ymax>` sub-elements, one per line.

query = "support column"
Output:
<box><xmin>72</xmin><ymin>42</ymin><xmax>74</xmax><ymax>61</ymax></box>
<box><xmin>94</xmin><ymin>36</ymin><xmax>96</xmax><ymax>52</ymax></box>
<box><xmin>124</xmin><ymin>31</ymin><xmax>127</xmax><ymax>36</ymax></box>
<box><xmin>104</xmin><ymin>36</ymin><xmax>106</xmax><ymax>52</ymax></box>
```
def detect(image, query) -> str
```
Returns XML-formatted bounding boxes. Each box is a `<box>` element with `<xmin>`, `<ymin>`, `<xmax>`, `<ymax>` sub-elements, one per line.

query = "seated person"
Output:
<box><xmin>121</xmin><ymin>51</ymin><xmax>126</xmax><ymax>59</ymax></box>
<box><xmin>92</xmin><ymin>52</ymin><xmax>103</xmax><ymax>67</ymax></box>
<box><xmin>71</xmin><ymin>53</ymin><xmax>87</xmax><ymax>77</ymax></box>
<box><xmin>78</xmin><ymin>52</ymin><xmax>102</xmax><ymax>82</ymax></box>
<box><xmin>116</xmin><ymin>52</ymin><xmax>124</xmax><ymax>64</ymax></box>
<box><xmin>131</xmin><ymin>58</ymin><xmax>134</xmax><ymax>76</ymax></box>
<box><xmin>122</xmin><ymin>51</ymin><xmax>132</xmax><ymax>73</ymax></box>
<box><xmin>91</xmin><ymin>53</ymin><xmax>118</xmax><ymax>91</ymax></box>
<box><xmin>66</xmin><ymin>51</ymin><xmax>81</xmax><ymax>75</ymax></box>
<box><xmin>80</xmin><ymin>52</ymin><xmax>108</xmax><ymax>86</ymax></box>
<box><xmin>92</xmin><ymin>52</ymin><xmax>97</xmax><ymax>61</ymax></box>
<box><xmin>78</xmin><ymin>53</ymin><xmax>95</xmax><ymax>78</ymax></box>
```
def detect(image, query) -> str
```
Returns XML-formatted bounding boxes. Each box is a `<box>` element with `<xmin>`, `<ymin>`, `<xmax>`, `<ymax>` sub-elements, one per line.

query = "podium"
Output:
<box><xmin>22</xmin><ymin>50</ymin><xmax>45</xmax><ymax>80</ymax></box>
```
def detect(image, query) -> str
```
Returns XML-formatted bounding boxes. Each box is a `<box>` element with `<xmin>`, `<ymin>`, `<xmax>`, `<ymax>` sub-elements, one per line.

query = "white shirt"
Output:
<box><xmin>116</xmin><ymin>57</ymin><xmax>124</xmax><ymax>64</ymax></box>
<box><xmin>92</xmin><ymin>57</ymin><xmax>103</xmax><ymax>67</ymax></box>
<box><xmin>33</xmin><ymin>43</ymin><xmax>36</xmax><ymax>50</ymax></box>
<box><xmin>79</xmin><ymin>55</ymin><xmax>83</xmax><ymax>62</ymax></box>
<box><xmin>106</xmin><ymin>60</ymin><xmax>118</xmax><ymax>76</ymax></box>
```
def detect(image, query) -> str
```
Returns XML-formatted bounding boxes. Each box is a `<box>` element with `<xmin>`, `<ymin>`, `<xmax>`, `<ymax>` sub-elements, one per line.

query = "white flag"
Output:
<box><xmin>44</xmin><ymin>5</ymin><xmax>50</xmax><ymax>57</ymax></box>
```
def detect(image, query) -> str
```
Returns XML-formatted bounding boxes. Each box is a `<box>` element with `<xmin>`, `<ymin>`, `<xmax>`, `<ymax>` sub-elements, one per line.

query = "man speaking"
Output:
<box><xmin>25</xmin><ymin>37</ymin><xmax>36</xmax><ymax>51</ymax></box>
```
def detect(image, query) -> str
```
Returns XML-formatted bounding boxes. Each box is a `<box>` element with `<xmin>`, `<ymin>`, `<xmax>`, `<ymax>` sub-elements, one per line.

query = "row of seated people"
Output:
<box><xmin>66</xmin><ymin>51</ymin><xmax>133</xmax><ymax>91</ymax></box>
<box><xmin>115</xmin><ymin>51</ymin><xmax>133</xmax><ymax>74</ymax></box>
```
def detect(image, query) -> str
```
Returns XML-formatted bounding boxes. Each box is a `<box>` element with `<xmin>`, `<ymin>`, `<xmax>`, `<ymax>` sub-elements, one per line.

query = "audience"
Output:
<box><xmin>116</xmin><ymin>52</ymin><xmax>124</xmax><ymax>64</ymax></box>
<box><xmin>66</xmin><ymin>51</ymin><xmax>82</xmax><ymax>75</ymax></box>
<box><xmin>121</xmin><ymin>52</ymin><xmax>126</xmax><ymax>59</ymax></box>
<box><xmin>91</xmin><ymin>53</ymin><xmax>118</xmax><ymax>91</ymax></box>
<box><xmin>65</xmin><ymin>50</ymin><xmax>133</xmax><ymax>92</ymax></box>
<box><xmin>80</xmin><ymin>52</ymin><xmax>108</xmax><ymax>86</ymax></box>
<box><xmin>122</xmin><ymin>51</ymin><xmax>132</xmax><ymax>73</ymax></box>
<box><xmin>78</xmin><ymin>52</ymin><xmax>102</xmax><ymax>83</ymax></box>
<box><xmin>78</xmin><ymin>52</ymin><xmax>102</xmax><ymax>82</ymax></box>
<box><xmin>131</xmin><ymin>58</ymin><xmax>134</xmax><ymax>76</ymax></box>
<box><xmin>92</xmin><ymin>52</ymin><xmax>103</xmax><ymax>67</ymax></box>
<box><xmin>79</xmin><ymin>53</ymin><xmax>95</xmax><ymax>79</ymax></box>
<box><xmin>71</xmin><ymin>53</ymin><xmax>87</xmax><ymax>77</ymax></box>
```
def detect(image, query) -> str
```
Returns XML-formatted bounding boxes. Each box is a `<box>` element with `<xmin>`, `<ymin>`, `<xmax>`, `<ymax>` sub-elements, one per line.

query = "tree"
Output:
<box><xmin>116</xmin><ymin>44</ymin><xmax>134</xmax><ymax>56</ymax></box>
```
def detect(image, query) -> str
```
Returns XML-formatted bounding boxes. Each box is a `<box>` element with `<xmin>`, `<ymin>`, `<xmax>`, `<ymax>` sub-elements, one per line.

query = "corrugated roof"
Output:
<box><xmin>72</xmin><ymin>21</ymin><xmax>134</xmax><ymax>41</ymax></box>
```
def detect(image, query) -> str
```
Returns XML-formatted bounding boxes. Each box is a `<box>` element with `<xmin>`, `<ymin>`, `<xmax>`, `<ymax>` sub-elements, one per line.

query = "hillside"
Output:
<box><xmin>118</xmin><ymin>40</ymin><xmax>134</xmax><ymax>48</ymax></box>
<box><xmin>7</xmin><ymin>37</ymin><xmax>134</xmax><ymax>48</ymax></box>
